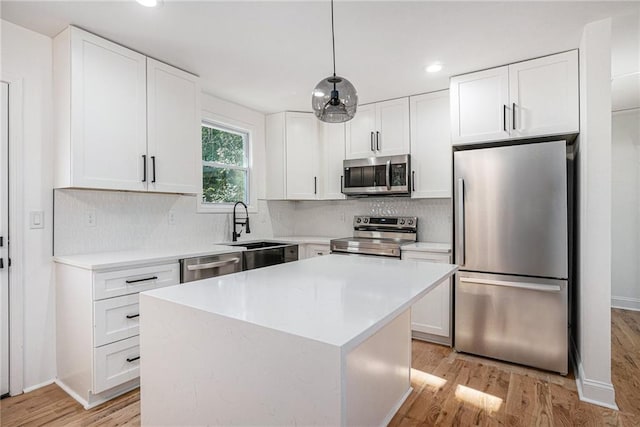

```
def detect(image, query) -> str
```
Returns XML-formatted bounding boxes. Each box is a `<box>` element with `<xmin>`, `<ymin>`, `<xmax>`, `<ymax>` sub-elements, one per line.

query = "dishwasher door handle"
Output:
<box><xmin>459</xmin><ymin>277</ymin><xmax>562</xmax><ymax>292</ymax></box>
<box><xmin>187</xmin><ymin>257</ymin><xmax>241</xmax><ymax>271</ymax></box>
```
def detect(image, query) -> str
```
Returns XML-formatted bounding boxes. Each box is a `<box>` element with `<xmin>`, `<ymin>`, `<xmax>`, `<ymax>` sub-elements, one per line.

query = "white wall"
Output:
<box><xmin>611</xmin><ymin>110</ymin><xmax>640</xmax><ymax>310</ymax></box>
<box><xmin>574</xmin><ymin>17</ymin><xmax>616</xmax><ymax>408</ymax></box>
<box><xmin>1</xmin><ymin>20</ymin><xmax>55</xmax><ymax>391</ymax></box>
<box><xmin>611</xmin><ymin>12</ymin><xmax>640</xmax><ymax>311</ymax></box>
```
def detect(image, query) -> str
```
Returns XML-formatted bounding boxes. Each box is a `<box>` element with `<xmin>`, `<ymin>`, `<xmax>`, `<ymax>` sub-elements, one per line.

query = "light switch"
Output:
<box><xmin>29</xmin><ymin>211</ymin><xmax>44</xmax><ymax>229</ymax></box>
<box><xmin>85</xmin><ymin>210</ymin><xmax>97</xmax><ymax>227</ymax></box>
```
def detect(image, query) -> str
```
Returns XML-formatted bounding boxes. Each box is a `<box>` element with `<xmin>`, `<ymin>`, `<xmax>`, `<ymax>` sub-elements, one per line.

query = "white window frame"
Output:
<box><xmin>198</xmin><ymin>112</ymin><xmax>257</xmax><ymax>214</ymax></box>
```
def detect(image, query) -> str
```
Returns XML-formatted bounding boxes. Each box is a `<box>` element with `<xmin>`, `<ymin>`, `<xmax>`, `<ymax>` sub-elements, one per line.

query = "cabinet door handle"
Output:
<box><xmin>503</xmin><ymin>105</ymin><xmax>507</xmax><ymax>132</ymax></box>
<box><xmin>142</xmin><ymin>155</ymin><xmax>147</xmax><ymax>182</ymax></box>
<box><xmin>314</xmin><ymin>176</ymin><xmax>317</xmax><ymax>195</ymax></box>
<box><xmin>126</xmin><ymin>356</ymin><xmax>140</xmax><ymax>363</ymax></box>
<box><xmin>126</xmin><ymin>314</ymin><xmax>140</xmax><ymax>319</ymax></box>
<box><xmin>412</xmin><ymin>171</ymin><xmax>416</xmax><ymax>192</ymax></box>
<box><xmin>512</xmin><ymin>102</ymin><xmax>516</xmax><ymax>130</ymax></box>
<box><xmin>125</xmin><ymin>276</ymin><xmax>158</xmax><ymax>284</ymax></box>
<box><xmin>151</xmin><ymin>156</ymin><xmax>156</xmax><ymax>183</ymax></box>
<box><xmin>340</xmin><ymin>175</ymin><xmax>344</xmax><ymax>192</ymax></box>
<box><xmin>370</xmin><ymin>132</ymin><xmax>375</xmax><ymax>152</ymax></box>
<box><xmin>376</xmin><ymin>131</ymin><xmax>381</xmax><ymax>151</ymax></box>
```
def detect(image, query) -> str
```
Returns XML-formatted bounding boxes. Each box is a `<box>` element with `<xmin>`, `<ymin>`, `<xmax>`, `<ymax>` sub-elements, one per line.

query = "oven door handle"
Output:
<box><xmin>386</xmin><ymin>160</ymin><xmax>391</xmax><ymax>190</ymax></box>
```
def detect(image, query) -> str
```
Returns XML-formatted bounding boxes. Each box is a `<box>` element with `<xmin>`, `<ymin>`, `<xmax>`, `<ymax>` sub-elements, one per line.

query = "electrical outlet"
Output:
<box><xmin>85</xmin><ymin>210</ymin><xmax>97</xmax><ymax>227</ymax></box>
<box><xmin>168</xmin><ymin>210</ymin><xmax>176</xmax><ymax>225</ymax></box>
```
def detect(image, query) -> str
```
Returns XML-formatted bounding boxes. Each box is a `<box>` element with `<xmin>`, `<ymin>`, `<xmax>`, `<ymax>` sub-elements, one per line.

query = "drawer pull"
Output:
<box><xmin>126</xmin><ymin>314</ymin><xmax>140</xmax><ymax>319</ymax></box>
<box><xmin>125</xmin><ymin>276</ymin><xmax>158</xmax><ymax>284</ymax></box>
<box><xmin>126</xmin><ymin>356</ymin><xmax>140</xmax><ymax>363</ymax></box>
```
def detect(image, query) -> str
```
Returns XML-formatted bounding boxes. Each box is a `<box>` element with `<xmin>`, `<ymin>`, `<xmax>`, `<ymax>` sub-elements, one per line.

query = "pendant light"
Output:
<box><xmin>311</xmin><ymin>0</ymin><xmax>357</xmax><ymax>123</ymax></box>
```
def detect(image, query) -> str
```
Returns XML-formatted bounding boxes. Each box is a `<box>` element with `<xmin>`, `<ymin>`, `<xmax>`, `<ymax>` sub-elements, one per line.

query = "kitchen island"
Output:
<box><xmin>139</xmin><ymin>255</ymin><xmax>457</xmax><ymax>426</ymax></box>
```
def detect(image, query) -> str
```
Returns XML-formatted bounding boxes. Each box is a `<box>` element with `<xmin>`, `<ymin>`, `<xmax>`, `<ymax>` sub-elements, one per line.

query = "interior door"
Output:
<box><xmin>454</xmin><ymin>141</ymin><xmax>568</xmax><ymax>278</ymax></box>
<box><xmin>0</xmin><ymin>82</ymin><xmax>9</xmax><ymax>396</ymax></box>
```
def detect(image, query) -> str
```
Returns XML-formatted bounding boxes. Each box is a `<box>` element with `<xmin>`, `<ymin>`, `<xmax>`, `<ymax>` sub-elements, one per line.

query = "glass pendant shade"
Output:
<box><xmin>312</xmin><ymin>75</ymin><xmax>358</xmax><ymax>123</ymax></box>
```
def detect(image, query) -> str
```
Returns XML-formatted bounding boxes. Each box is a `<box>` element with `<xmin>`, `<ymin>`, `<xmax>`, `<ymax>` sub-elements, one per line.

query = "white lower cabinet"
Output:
<box><xmin>401</xmin><ymin>250</ymin><xmax>452</xmax><ymax>345</ymax></box>
<box><xmin>298</xmin><ymin>243</ymin><xmax>331</xmax><ymax>259</ymax></box>
<box><xmin>94</xmin><ymin>336</ymin><xmax>140</xmax><ymax>394</ymax></box>
<box><xmin>56</xmin><ymin>261</ymin><xmax>179</xmax><ymax>408</ymax></box>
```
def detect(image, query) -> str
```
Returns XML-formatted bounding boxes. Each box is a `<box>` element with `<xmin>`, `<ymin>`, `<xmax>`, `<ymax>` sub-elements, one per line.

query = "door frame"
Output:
<box><xmin>1</xmin><ymin>74</ymin><xmax>25</xmax><ymax>396</ymax></box>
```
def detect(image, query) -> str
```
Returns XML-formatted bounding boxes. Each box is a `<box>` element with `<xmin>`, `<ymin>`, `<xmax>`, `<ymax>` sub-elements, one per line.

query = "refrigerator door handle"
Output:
<box><xmin>459</xmin><ymin>277</ymin><xmax>562</xmax><ymax>292</ymax></box>
<box><xmin>456</xmin><ymin>178</ymin><xmax>465</xmax><ymax>266</ymax></box>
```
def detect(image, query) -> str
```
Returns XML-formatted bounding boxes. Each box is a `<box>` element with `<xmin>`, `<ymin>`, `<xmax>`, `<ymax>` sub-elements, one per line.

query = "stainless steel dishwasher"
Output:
<box><xmin>180</xmin><ymin>252</ymin><xmax>243</xmax><ymax>283</ymax></box>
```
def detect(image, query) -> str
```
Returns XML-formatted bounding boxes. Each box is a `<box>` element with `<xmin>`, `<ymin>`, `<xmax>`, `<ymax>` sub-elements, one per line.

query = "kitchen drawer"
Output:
<box><xmin>306</xmin><ymin>244</ymin><xmax>330</xmax><ymax>258</ymax></box>
<box><xmin>93</xmin><ymin>336</ymin><xmax>140</xmax><ymax>394</ymax></box>
<box><xmin>93</xmin><ymin>262</ymin><xmax>179</xmax><ymax>300</ymax></box>
<box><xmin>94</xmin><ymin>294</ymin><xmax>140</xmax><ymax>347</ymax></box>
<box><xmin>401</xmin><ymin>251</ymin><xmax>449</xmax><ymax>263</ymax></box>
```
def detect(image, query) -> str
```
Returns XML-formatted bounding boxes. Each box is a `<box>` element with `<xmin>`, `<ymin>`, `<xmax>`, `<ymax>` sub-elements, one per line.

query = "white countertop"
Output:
<box><xmin>52</xmin><ymin>245</ymin><xmax>245</xmax><ymax>270</ymax></box>
<box><xmin>142</xmin><ymin>255</ymin><xmax>457</xmax><ymax>350</ymax></box>
<box><xmin>52</xmin><ymin>237</ymin><xmax>337</xmax><ymax>270</ymax></box>
<box><xmin>401</xmin><ymin>242</ymin><xmax>452</xmax><ymax>253</ymax></box>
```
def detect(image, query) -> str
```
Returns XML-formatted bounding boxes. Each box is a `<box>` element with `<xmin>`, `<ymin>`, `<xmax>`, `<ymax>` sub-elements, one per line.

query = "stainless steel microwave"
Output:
<box><xmin>342</xmin><ymin>154</ymin><xmax>411</xmax><ymax>196</ymax></box>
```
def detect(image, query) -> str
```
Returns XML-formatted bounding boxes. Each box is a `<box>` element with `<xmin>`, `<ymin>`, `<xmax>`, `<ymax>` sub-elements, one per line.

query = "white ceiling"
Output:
<box><xmin>2</xmin><ymin>1</ymin><xmax>639</xmax><ymax>113</ymax></box>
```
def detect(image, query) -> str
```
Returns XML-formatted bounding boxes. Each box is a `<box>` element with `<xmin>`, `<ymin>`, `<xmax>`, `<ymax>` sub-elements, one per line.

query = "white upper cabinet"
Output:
<box><xmin>450</xmin><ymin>66</ymin><xmax>510</xmax><ymax>145</ymax></box>
<box><xmin>264</xmin><ymin>114</ymin><xmax>344</xmax><ymax>201</ymax></box>
<box><xmin>319</xmin><ymin>122</ymin><xmax>346</xmax><ymax>200</ymax></box>
<box><xmin>450</xmin><ymin>50</ymin><xmax>579</xmax><ymax>145</ymax></box>
<box><xmin>54</xmin><ymin>26</ymin><xmax>148</xmax><ymax>191</ymax></box>
<box><xmin>375</xmin><ymin>98</ymin><xmax>411</xmax><ymax>156</ymax></box>
<box><xmin>344</xmin><ymin>104</ymin><xmax>376</xmax><ymax>159</ymax></box>
<box><xmin>509</xmin><ymin>50</ymin><xmax>579</xmax><ymax>138</ymax></box>
<box><xmin>146</xmin><ymin>58</ymin><xmax>201</xmax><ymax>194</ymax></box>
<box><xmin>409</xmin><ymin>90</ymin><xmax>452</xmax><ymax>198</ymax></box>
<box><xmin>285</xmin><ymin>112</ymin><xmax>320</xmax><ymax>200</ymax></box>
<box><xmin>345</xmin><ymin>98</ymin><xmax>410</xmax><ymax>159</ymax></box>
<box><xmin>54</xmin><ymin>26</ymin><xmax>201</xmax><ymax>194</ymax></box>
<box><xmin>264</xmin><ymin>113</ymin><xmax>287</xmax><ymax>200</ymax></box>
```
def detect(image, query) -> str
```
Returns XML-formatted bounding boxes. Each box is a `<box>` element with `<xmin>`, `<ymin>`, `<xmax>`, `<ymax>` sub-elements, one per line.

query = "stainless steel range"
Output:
<box><xmin>330</xmin><ymin>216</ymin><xmax>418</xmax><ymax>258</ymax></box>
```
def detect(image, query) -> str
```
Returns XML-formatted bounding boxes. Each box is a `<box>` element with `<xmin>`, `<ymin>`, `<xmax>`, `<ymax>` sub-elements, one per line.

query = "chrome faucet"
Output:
<box><xmin>232</xmin><ymin>201</ymin><xmax>251</xmax><ymax>242</ymax></box>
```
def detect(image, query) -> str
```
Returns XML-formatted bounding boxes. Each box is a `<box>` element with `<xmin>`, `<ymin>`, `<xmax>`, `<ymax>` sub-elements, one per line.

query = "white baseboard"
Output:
<box><xmin>22</xmin><ymin>379</ymin><xmax>55</xmax><ymax>394</ymax></box>
<box><xmin>56</xmin><ymin>378</ymin><xmax>140</xmax><ymax>410</ymax></box>
<box><xmin>611</xmin><ymin>296</ymin><xmax>640</xmax><ymax>311</ymax></box>
<box><xmin>570</xmin><ymin>339</ymin><xmax>618</xmax><ymax>410</ymax></box>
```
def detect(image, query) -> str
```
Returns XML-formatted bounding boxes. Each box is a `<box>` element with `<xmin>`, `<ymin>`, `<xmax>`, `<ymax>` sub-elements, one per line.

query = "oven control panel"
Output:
<box><xmin>353</xmin><ymin>216</ymin><xmax>417</xmax><ymax>230</ymax></box>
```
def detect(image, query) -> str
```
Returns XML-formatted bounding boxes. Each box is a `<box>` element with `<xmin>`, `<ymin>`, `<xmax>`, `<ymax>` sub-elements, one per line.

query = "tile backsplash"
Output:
<box><xmin>54</xmin><ymin>189</ymin><xmax>451</xmax><ymax>255</ymax></box>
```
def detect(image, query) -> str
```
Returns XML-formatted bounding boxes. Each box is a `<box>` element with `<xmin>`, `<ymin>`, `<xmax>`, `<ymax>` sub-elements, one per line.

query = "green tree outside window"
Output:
<box><xmin>202</xmin><ymin>123</ymin><xmax>249</xmax><ymax>204</ymax></box>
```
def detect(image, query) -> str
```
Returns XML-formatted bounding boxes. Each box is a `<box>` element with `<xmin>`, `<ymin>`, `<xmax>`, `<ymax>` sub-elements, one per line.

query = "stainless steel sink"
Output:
<box><xmin>228</xmin><ymin>241</ymin><xmax>298</xmax><ymax>270</ymax></box>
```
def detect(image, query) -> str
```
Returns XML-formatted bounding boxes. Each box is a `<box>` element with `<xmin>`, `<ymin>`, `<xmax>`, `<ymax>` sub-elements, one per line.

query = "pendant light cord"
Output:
<box><xmin>331</xmin><ymin>0</ymin><xmax>336</xmax><ymax>77</ymax></box>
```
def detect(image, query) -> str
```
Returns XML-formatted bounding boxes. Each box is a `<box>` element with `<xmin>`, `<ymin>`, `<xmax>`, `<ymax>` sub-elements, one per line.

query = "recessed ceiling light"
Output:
<box><xmin>426</xmin><ymin>63</ymin><xmax>443</xmax><ymax>73</ymax></box>
<box><xmin>136</xmin><ymin>0</ymin><xmax>158</xmax><ymax>7</ymax></box>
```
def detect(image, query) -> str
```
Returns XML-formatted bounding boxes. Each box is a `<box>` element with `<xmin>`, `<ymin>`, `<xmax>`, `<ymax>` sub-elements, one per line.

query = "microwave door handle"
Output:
<box><xmin>386</xmin><ymin>160</ymin><xmax>391</xmax><ymax>190</ymax></box>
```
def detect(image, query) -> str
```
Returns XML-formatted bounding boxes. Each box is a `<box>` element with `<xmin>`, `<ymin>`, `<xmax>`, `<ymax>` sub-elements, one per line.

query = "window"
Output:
<box><xmin>201</xmin><ymin>122</ymin><xmax>249</xmax><ymax>205</ymax></box>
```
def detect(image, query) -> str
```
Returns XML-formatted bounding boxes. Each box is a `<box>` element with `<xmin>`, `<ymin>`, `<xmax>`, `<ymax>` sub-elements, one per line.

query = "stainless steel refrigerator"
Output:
<box><xmin>453</xmin><ymin>140</ymin><xmax>571</xmax><ymax>374</ymax></box>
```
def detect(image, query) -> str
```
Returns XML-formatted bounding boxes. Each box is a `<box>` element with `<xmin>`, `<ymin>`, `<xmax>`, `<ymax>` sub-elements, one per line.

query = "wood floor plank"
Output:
<box><xmin>2</xmin><ymin>308</ymin><xmax>639</xmax><ymax>426</ymax></box>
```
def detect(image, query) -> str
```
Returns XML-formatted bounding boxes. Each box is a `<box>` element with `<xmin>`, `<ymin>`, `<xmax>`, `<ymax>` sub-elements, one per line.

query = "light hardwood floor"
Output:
<box><xmin>2</xmin><ymin>309</ymin><xmax>638</xmax><ymax>426</ymax></box>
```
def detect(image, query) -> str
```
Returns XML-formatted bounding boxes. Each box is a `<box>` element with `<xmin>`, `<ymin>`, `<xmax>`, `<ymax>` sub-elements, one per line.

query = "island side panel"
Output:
<box><xmin>139</xmin><ymin>294</ymin><xmax>343</xmax><ymax>426</ymax></box>
<box><xmin>344</xmin><ymin>309</ymin><xmax>412</xmax><ymax>426</ymax></box>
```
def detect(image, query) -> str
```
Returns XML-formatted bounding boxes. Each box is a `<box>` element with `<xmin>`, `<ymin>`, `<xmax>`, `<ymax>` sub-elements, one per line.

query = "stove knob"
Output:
<box><xmin>408</xmin><ymin>219</ymin><xmax>414</xmax><ymax>225</ymax></box>
<box><xmin>356</xmin><ymin>218</ymin><xmax>362</xmax><ymax>223</ymax></box>
<box><xmin>363</xmin><ymin>218</ymin><xmax>369</xmax><ymax>223</ymax></box>
<box><xmin>400</xmin><ymin>219</ymin><xmax>405</xmax><ymax>225</ymax></box>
